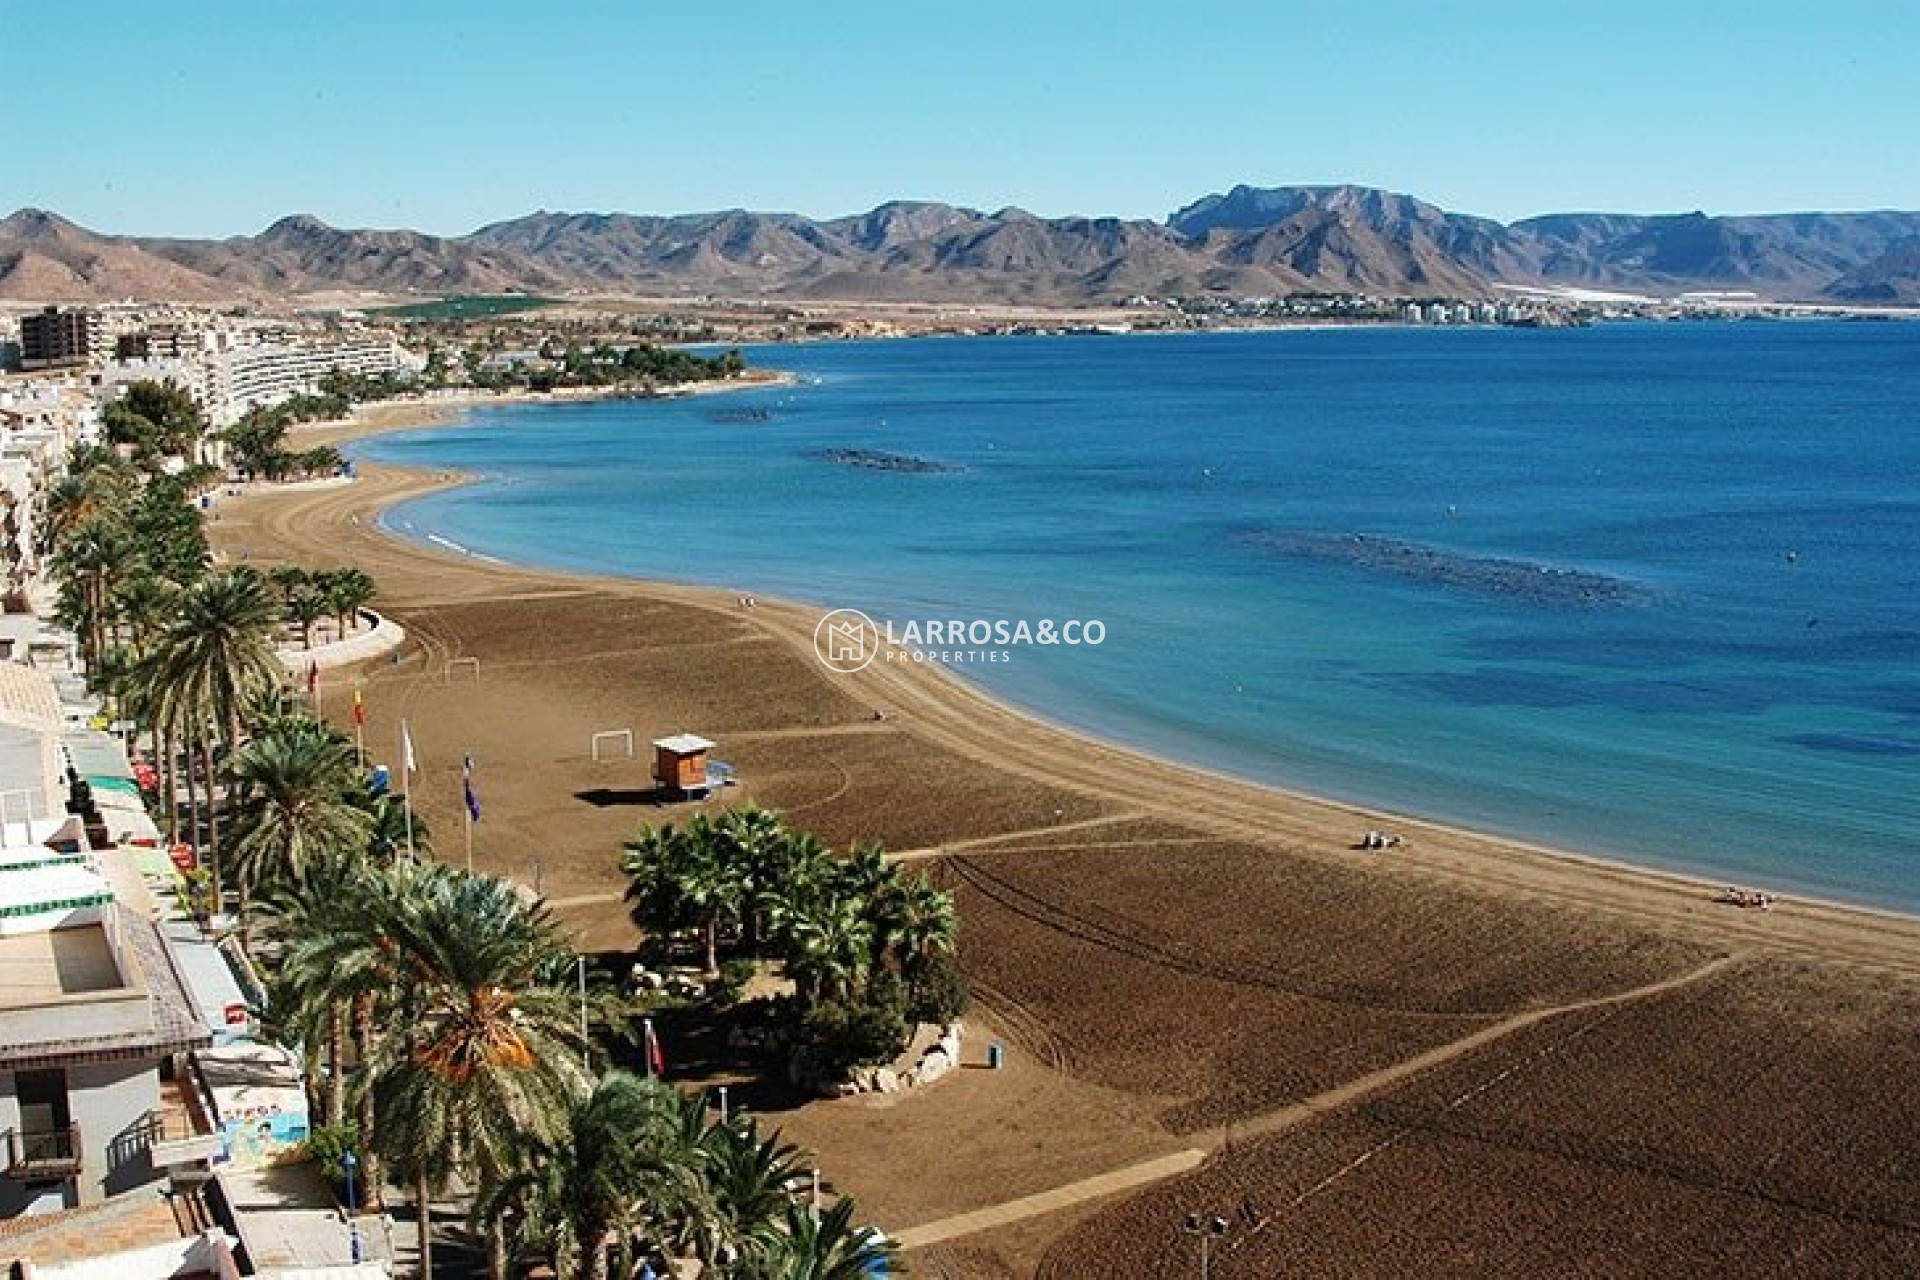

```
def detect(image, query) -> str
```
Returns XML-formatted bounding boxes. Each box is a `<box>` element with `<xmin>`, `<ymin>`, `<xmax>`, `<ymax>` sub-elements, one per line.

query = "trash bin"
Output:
<box><xmin>988</xmin><ymin>1042</ymin><xmax>1005</xmax><ymax>1071</ymax></box>
<box><xmin>370</xmin><ymin>765</ymin><xmax>390</xmax><ymax>796</ymax></box>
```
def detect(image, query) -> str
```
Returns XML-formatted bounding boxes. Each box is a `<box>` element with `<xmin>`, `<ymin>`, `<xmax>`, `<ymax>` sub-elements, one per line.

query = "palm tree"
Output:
<box><xmin>36</xmin><ymin>458</ymin><xmax>137</xmax><ymax>556</ymax></box>
<box><xmin>694</xmin><ymin>1108</ymin><xmax>807</xmax><ymax>1270</ymax></box>
<box><xmin>715</xmin><ymin>804</ymin><xmax>796</xmax><ymax>951</ymax></box>
<box><xmin>255</xmin><ymin>854</ymin><xmax>370</xmax><ymax>1129</ymax></box>
<box><xmin>225</xmin><ymin>716</ymin><xmax>371</xmax><ymax>901</ymax></box>
<box><xmin>872</xmin><ymin>873</ymin><xmax>958</xmax><ymax>982</ymax></box>
<box><xmin>148</xmin><ymin>567</ymin><xmax>285</xmax><ymax>906</ymax></box>
<box><xmin>50</xmin><ymin>518</ymin><xmax>128</xmax><ymax>674</ymax></box>
<box><xmin>318</xmin><ymin>566</ymin><xmax>378</xmax><ymax>636</ymax></box>
<box><xmin>109</xmin><ymin>573</ymin><xmax>178</xmax><ymax>659</ymax></box>
<box><xmin>285</xmin><ymin>586</ymin><xmax>329</xmax><ymax>650</ymax></box>
<box><xmin>743</xmin><ymin>1197</ymin><xmax>899</xmax><ymax>1280</ymax></box>
<box><xmin>365</xmin><ymin>865</ymin><xmax>588</xmax><ymax>1277</ymax></box>
<box><xmin>479</xmin><ymin>1072</ymin><xmax>709</xmax><ymax>1280</ymax></box>
<box><xmin>623</xmin><ymin>818</ymin><xmax>741</xmax><ymax>975</ymax></box>
<box><xmin>774</xmin><ymin>888</ymin><xmax>873</xmax><ymax>1006</ymax></box>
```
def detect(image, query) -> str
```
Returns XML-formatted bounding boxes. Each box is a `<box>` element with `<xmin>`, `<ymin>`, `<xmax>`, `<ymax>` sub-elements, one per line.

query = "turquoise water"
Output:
<box><xmin>354</xmin><ymin>324</ymin><xmax>1920</xmax><ymax>911</ymax></box>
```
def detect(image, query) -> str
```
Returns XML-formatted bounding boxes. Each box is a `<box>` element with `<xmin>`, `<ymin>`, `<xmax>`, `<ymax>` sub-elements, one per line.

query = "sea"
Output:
<box><xmin>352</xmin><ymin>322</ymin><xmax>1920</xmax><ymax>913</ymax></box>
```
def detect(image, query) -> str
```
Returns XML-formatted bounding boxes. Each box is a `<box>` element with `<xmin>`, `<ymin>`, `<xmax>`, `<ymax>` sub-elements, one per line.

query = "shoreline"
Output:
<box><xmin>231</xmin><ymin>397</ymin><xmax>1920</xmax><ymax>963</ymax></box>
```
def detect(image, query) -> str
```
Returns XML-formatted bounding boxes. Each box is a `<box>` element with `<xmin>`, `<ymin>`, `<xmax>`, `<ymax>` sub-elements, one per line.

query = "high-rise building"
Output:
<box><xmin>18</xmin><ymin>308</ymin><xmax>103</xmax><ymax>371</ymax></box>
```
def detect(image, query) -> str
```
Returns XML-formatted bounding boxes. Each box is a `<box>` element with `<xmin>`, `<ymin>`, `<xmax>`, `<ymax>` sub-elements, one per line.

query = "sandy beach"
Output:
<box><xmin>210</xmin><ymin>400</ymin><xmax>1920</xmax><ymax>1277</ymax></box>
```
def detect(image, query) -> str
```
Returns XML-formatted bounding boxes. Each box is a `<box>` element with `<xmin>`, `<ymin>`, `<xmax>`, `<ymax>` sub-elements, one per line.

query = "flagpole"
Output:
<box><xmin>462</xmin><ymin>754</ymin><xmax>478</xmax><ymax>873</ymax></box>
<box><xmin>353</xmin><ymin>686</ymin><xmax>364</xmax><ymax>767</ymax></box>
<box><xmin>401</xmin><ymin>721</ymin><xmax>416</xmax><ymax>860</ymax></box>
<box><xmin>580</xmin><ymin>956</ymin><xmax>591</xmax><ymax>1074</ymax></box>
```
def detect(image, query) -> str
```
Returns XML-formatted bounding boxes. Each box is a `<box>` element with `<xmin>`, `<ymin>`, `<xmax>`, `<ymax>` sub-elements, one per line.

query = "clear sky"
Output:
<box><xmin>6</xmin><ymin>0</ymin><xmax>1917</xmax><ymax>237</ymax></box>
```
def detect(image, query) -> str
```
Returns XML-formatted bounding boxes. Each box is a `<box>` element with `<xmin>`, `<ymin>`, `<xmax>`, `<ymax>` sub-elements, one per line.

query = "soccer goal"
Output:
<box><xmin>590</xmin><ymin>729</ymin><xmax>635</xmax><ymax>762</ymax></box>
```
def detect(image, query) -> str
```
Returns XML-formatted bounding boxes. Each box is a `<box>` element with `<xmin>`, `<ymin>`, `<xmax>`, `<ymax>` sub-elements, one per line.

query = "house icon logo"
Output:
<box><xmin>814</xmin><ymin>608</ymin><xmax>880</xmax><ymax>673</ymax></box>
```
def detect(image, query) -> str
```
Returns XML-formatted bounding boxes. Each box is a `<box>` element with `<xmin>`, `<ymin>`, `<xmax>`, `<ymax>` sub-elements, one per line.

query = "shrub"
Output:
<box><xmin>301</xmin><ymin>1122</ymin><xmax>362</xmax><ymax>1201</ymax></box>
<box><xmin>713</xmin><ymin>957</ymin><xmax>759</xmax><ymax>1008</ymax></box>
<box><xmin>906</xmin><ymin>954</ymin><xmax>970</xmax><ymax>1028</ymax></box>
<box><xmin>795</xmin><ymin>997</ymin><xmax>909</xmax><ymax>1079</ymax></box>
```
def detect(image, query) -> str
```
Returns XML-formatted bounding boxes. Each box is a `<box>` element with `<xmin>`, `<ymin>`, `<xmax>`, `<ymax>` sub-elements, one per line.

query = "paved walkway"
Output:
<box><xmin>891</xmin><ymin>1149</ymin><xmax>1209</xmax><ymax>1249</ymax></box>
<box><xmin>275</xmin><ymin>610</ymin><xmax>407</xmax><ymax>675</ymax></box>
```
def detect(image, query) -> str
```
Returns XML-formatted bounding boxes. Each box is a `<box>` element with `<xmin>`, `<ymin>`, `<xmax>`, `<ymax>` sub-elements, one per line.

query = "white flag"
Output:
<box><xmin>401</xmin><ymin>720</ymin><xmax>418</xmax><ymax>777</ymax></box>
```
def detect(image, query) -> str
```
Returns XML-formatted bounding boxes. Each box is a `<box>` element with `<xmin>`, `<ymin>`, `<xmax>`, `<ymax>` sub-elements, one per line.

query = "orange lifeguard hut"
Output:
<box><xmin>652</xmin><ymin>733</ymin><xmax>716</xmax><ymax>800</ymax></box>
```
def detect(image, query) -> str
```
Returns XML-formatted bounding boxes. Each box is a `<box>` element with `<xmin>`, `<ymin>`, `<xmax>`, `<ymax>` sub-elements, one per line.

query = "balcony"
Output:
<box><xmin>147</xmin><ymin>1075</ymin><xmax>222</xmax><ymax>1167</ymax></box>
<box><xmin>4</xmin><ymin>1124</ymin><xmax>81</xmax><ymax>1179</ymax></box>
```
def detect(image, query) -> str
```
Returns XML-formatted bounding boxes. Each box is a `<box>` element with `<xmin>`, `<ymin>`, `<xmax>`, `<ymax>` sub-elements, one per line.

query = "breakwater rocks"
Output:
<box><xmin>1247</xmin><ymin>531</ymin><xmax>1652</xmax><ymax>607</ymax></box>
<box><xmin>808</xmin><ymin>447</ymin><xmax>962</xmax><ymax>474</ymax></box>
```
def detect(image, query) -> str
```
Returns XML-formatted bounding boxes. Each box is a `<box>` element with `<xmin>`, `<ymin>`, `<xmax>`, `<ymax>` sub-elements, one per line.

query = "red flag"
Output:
<box><xmin>352</xmin><ymin>687</ymin><xmax>366</xmax><ymax>726</ymax></box>
<box><xmin>644</xmin><ymin>1018</ymin><xmax>666</xmax><ymax>1077</ymax></box>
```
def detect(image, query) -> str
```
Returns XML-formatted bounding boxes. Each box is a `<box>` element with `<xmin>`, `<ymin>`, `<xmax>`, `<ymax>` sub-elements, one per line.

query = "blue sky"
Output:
<box><xmin>6</xmin><ymin>1</ymin><xmax>1917</xmax><ymax>236</ymax></box>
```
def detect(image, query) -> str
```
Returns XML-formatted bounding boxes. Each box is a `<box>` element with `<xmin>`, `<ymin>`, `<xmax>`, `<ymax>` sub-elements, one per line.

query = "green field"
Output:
<box><xmin>373</xmin><ymin>295</ymin><xmax>559</xmax><ymax>320</ymax></box>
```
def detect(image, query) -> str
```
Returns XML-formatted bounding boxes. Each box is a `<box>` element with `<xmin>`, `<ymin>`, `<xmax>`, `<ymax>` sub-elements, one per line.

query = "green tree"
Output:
<box><xmin>774</xmin><ymin>887</ymin><xmax>873</xmax><ymax>1006</ymax></box>
<box><xmin>316</xmin><ymin>567</ymin><xmax>377</xmax><ymax>636</ymax></box>
<box><xmin>120</xmin><ymin>378</ymin><xmax>207</xmax><ymax>458</ymax></box>
<box><xmin>225</xmin><ymin>716</ymin><xmax>371</xmax><ymax>900</ymax></box>
<box><xmin>622</xmin><ymin>816</ymin><xmax>742</xmax><ymax>975</ymax></box>
<box><xmin>221</xmin><ymin>409</ymin><xmax>290</xmax><ymax>476</ymax></box>
<box><xmin>148</xmin><ymin>567</ymin><xmax>286</xmax><ymax>906</ymax></box>
<box><xmin>743</xmin><ymin>1197</ymin><xmax>899</xmax><ymax>1280</ymax></box>
<box><xmin>285</xmin><ymin>585</ymin><xmax>329</xmax><ymax>649</ymax></box>
<box><xmin>480</xmin><ymin>1072</ymin><xmax>709</xmax><ymax>1280</ymax></box>
<box><xmin>365</xmin><ymin>864</ymin><xmax>587</xmax><ymax>1277</ymax></box>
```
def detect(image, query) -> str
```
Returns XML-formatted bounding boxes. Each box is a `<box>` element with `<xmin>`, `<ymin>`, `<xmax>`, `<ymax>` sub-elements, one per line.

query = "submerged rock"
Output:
<box><xmin>808</xmin><ymin>447</ymin><xmax>962</xmax><ymax>474</ymax></box>
<box><xmin>1245</xmin><ymin>531</ymin><xmax>1653</xmax><ymax>607</ymax></box>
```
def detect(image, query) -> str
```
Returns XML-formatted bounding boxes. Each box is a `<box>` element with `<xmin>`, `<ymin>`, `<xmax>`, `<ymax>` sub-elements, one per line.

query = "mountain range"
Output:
<box><xmin>5</xmin><ymin>184</ymin><xmax>1920</xmax><ymax>306</ymax></box>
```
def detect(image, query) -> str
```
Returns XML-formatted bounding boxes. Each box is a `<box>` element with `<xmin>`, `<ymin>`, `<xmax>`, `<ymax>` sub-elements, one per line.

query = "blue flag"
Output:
<box><xmin>463</xmin><ymin>755</ymin><xmax>481</xmax><ymax>822</ymax></box>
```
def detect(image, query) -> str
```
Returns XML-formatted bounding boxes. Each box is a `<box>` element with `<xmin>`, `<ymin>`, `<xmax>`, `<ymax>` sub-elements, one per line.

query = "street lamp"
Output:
<box><xmin>1183</xmin><ymin>1212</ymin><xmax>1228</xmax><ymax>1280</ymax></box>
<box><xmin>341</xmin><ymin>1151</ymin><xmax>363</xmax><ymax>1264</ymax></box>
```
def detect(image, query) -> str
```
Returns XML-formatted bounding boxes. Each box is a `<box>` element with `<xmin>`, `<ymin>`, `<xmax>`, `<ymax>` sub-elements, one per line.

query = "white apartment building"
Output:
<box><xmin>204</xmin><ymin>336</ymin><xmax>416</xmax><ymax>426</ymax></box>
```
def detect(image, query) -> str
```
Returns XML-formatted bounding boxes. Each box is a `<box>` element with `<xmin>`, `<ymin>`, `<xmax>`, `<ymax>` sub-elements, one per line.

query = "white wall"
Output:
<box><xmin>68</xmin><ymin>1057</ymin><xmax>162</xmax><ymax>1202</ymax></box>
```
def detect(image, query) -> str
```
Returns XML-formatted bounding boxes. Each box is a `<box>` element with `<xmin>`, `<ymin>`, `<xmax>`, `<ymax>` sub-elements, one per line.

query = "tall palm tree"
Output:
<box><xmin>623</xmin><ymin>819</ymin><xmax>741</xmax><ymax>975</ymax></box>
<box><xmin>872</xmin><ymin>873</ymin><xmax>958</xmax><ymax>982</ymax></box>
<box><xmin>109</xmin><ymin>573</ymin><xmax>178</xmax><ymax>660</ymax></box>
<box><xmin>318</xmin><ymin>566</ymin><xmax>378</xmax><ymax>636</ymax></box>
<box><xmin>50</xmin><ymin>517</ymin><xmax>128</xmax><ymax>674</ymax></box>
<box><xmin>479</xmin><ymin>1072</ymin><xmax>709</xmax><ymax>1280</ymax></box>
<box><xmin>148</xmin><ymin>567</ymin><xmax>285</xmax><ymax>906</ymax></box>
<box><xmin>715</xmin><ymin>804</ymin><xmax>796</xmax><ymax>951</ymax></box>
<box><xmin>255</xmin><ymin>855</ymin><xmax>369</xmax><ymax>1129</ymax></box>
<box><xmin>226</xmin><ymin>716</ymin><xmax>371</xmax><ymax>902</ymax></box>
<box><xmin>692</xmin><ymin>1108</ymin><xmax>808</xmax><ymax>1271</ymax></box>
<box><xmin>285</xmin><ymin>586</ymin><xmax>329</xmax><ymax>650</ymax></box>
<box><xmin>365</xmin><ymin>865</ymin><xmax>588</xmax><ymax>1277</ymax></box>
<box><xmin>774</xmin><ymin>888</ymin><xmax>873</xmax><ymax>1006</ymax></box>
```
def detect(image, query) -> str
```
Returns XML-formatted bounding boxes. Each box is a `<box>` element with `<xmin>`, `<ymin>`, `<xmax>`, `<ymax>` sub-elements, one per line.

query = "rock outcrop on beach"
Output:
<box><xmin>8</xmin><ymin>186</ymin><xmax>1920</xmax><ymax>304</ymax></box>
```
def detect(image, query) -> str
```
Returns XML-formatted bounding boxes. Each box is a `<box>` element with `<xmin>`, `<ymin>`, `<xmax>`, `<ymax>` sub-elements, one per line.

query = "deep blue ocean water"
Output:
<box><xmin>353</xmin><ymin>324</ymin><xmax>1920</xmax><ymax>911</ymax></box>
